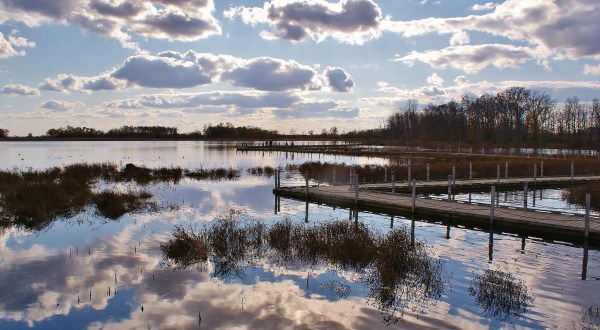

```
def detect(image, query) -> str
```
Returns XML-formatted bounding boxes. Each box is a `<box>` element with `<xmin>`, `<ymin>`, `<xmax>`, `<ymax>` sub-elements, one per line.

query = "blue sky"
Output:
<box><xmin>1</xmin><ymin>0</ymin><xmax>600</xmax><ymax>135</ymax></box>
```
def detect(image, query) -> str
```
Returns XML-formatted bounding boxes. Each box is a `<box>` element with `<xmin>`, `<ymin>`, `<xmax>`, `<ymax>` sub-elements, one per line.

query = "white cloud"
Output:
<box><xmin>0</xmin><ymin>32</ymin><xmax>35</xmax><ymax>59</ymax></box>
<box><xmin>40</xmin><ymin>100</ymin><xmax>85</xmax><ymax>112</ymax></box>
<box><xmin>274</xmin><ymin>101</ymin><xmax>360</xmax><ymax>119</ymax></box>
<box><xmin>105</xmin><ymin>91</ymin><xmax>299</xmax><ymax>110</ymax></box>
<box><xmin>324</xmin><ymin>67</ymin><xmax>355</xmax><ymax>92</ymax></box>
<box><xmin>426</xmin><ymin>73</ymin><xmax>444</xmax><ymax>86</ymax></box>
<box><xmin>40</xmin><ymin>73</ymin><xmax>122</xmax><ymax>93</ymax></box>
<box><xmin>454</xmin><ymin>75</ymin><xmax>469</xmax><ymax>85</ymax></box>
<box><xmin>583</xmin><ymin>64</ymin><xmax>600</xmax><ymax>75</ymax></box>
<box><xmin>472</xmin><ymin>2</ymin><xmax>498</xmax><ymax>11</ymax></box>
<box><xmin>394</xmin><ymin>44</ymin><xmax>539</xmax><ymax>73</ymax></box>
<box><xmin>449</xmin><ymin>31</ymin><xmax>469</xmax><ymax>46</ymax></box>
<box><xmin>224</xmin><ymin>0</ymin><xmax>383</xmax><ymax>44</ymax></box>
<box><xmin>1</xmin><ymin>84</ymin><xmax>40</xmax><ymax>96</ymax></box>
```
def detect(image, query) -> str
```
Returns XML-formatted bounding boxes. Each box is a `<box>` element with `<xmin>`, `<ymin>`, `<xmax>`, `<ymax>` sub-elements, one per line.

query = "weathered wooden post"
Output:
<box><xmin>349</xmin><ymin>169</ymin><xmax>353</xmax><ymax>186</ymax></box>
<box><xmin>469</xmin><ymin>162</ymin><xmax>473</xmax><ymax>179</ymax></box>
<box><xmin>332</xmin><ymin>167</ymin><xmax>337</xmax><ymax>185</ymax></box>
<box><xmin>426</xmin><ymin>163</ymin><xmax>430</xmax><ymax>181</ymax></box>
<box><xmin>452</xmin><ymin>166</ymin><xmax>456</xmax><ymax>189</ymax></box>
<box><xmin>585</xmin><ymin>194</ymin><xmax>590</xmax><ymax>241</ymax></box>
<box><xmin>571</xmin><ymin>160</ymin><xmax>574</xmax><ymax>182</ymax></box>
<box><xmin>411</xmin><ymin>179</ymin><xmax>416</xmax><ymax>213</ymax></box>
<box><xmin>533</xmin><ymin>164</ymin><xmax>537</xmax><ymax>189</ymax></box>
<box><xmin>447</xmin><ymin>175</ymin><xmax>452</xmax><ymax>201</ymax></box>
<box><xmin>490</xmin><ymin>186</ymin><xmax>495</xmax><ymax>225</ymax></box>
<box><xmin>505</xmin><ymin>161</ymin><xmax>509</xmax><ymax>178</ymax></box>
<box><xmin>540</xmin><ymin>161</ymin><xmax>544</xmax><ymax>177</ymax></box>
<box><xmin>384</xmin><ymin>166</ymin><xmax>387</xmax><ymax>182</ymax></box>
<box><xmin>497</xmin><ymin>165</ymin><xmax>500</xmax><ymax>187</ymax></box>
<box><xmin>305</xmin><ymin>170</ymin><xmax>309</xmax><ymax>200</ymax></box>
<box><xmin>355</xmin><ymin>174</ymin><xmax>359</xmax><ymax>204</ymax></box>
<box><xmin>524</xmin><ymin>181</ymin><xmax>528</xmax><ymax>209</ymax></box>
<box><xmin>408</xmin><ymin>164</ymin><xmax>412</xmax><ymax>183</ymax></box>
<box><xmin>391</xmin><ymin>172</ymin><xmax>395</xmax><ymax>193</ymax></box>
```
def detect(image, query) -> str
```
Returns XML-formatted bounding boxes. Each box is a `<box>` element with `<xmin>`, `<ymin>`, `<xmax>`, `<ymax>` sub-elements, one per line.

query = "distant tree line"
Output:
<box><xmin>383</xmin><ymin>87</ymin><xmax>600</xmax><ymax>149</ymax></box>
<box><xmin>0</xmin><ymin>129</ymin><xmax>8</xmax><ymax>138</ymax></box>
<box><xmin>202</xmin><ymin>122</ymin><xmax>278</xmax><ymax>139</ymax></box>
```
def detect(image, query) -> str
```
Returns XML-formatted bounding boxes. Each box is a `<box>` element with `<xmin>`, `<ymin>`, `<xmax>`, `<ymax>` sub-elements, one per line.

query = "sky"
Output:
<box><xmin>1</xmin><ymin>0</ymin><xmax>600</xmax><ymax>136</ymax></box>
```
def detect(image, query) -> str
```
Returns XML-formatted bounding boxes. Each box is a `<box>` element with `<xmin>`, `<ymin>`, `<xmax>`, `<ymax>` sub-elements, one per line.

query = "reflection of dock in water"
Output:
<box><xmin>274</xmin><ymin>179</ymin><xmax>600</xmax><ymax>246</ymax></box>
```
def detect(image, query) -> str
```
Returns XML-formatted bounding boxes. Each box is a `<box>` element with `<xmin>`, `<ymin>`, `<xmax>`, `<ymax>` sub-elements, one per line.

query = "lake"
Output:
<box><xmin>0</xmin><ymin>141</ymin><xmax>598</xmax><ymax>329</ymax></box>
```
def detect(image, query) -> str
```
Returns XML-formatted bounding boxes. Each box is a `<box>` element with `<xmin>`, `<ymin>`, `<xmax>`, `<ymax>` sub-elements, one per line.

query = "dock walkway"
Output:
<box><xmin>275</xmin><ymin>179</ymin><xmax>600</xmax><ymax>245</ymax></box>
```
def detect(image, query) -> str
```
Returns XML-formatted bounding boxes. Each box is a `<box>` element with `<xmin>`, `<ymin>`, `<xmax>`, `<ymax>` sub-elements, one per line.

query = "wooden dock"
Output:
<box><xmin>362</xmin><ymin>175</ymin><xmax>600</xmax><ymax>193</ymax></box>
<box><xmin>274</xmin><ymin>180</ymin><xmax>600</xmax><ymax>246</ymax></box>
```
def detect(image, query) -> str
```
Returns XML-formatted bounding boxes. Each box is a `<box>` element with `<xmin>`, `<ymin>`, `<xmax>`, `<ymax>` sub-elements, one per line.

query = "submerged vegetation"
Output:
<box><xmin>160</xmin><ymin>210</ymin><xmax>446</xmax><ymax>323</ymax></box>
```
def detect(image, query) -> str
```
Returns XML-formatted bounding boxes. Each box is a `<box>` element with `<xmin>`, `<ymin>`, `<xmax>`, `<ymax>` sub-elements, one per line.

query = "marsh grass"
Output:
<box><xmin>246</xmin><ymin>166</ymin><xmax>276</xmax><ymax>177</ymax></box>
<box><xmin>0</xmin><ymin>162</ymin><xmax>240</xmax><ymax>231</ymax></box>
<box><xmin>160</xmin><ymin>211</ymin><xmax>446</xmax><ymax>323</ymax></box>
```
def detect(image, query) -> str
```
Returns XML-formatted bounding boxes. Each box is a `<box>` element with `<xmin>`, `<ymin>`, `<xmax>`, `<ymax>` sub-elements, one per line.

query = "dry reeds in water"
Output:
<box><xmin>160</xmin><ymin>210</ymin><xmax>446</xmax><ymax>322</ymax></box>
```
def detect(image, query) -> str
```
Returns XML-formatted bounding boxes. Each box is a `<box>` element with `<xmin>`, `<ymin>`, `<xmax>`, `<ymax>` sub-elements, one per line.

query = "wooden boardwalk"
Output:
<box><xmin>362</xmin><ymin>175</ymin><xmax>600</xmax><ymax>193</ymax></box>
<box><xmin>274</xmin><ymin>181</ymin><xmax>600</xmax><ymax>246</ymax></box>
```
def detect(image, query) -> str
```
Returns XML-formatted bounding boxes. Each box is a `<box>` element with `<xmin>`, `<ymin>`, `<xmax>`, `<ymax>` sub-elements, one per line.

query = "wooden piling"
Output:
<box><xmin>411</xmin><ymin>179</ymin><xmax>416</xmax><ymax>213</ymax></box>
<box><xmin>426</xmin><ymin>163</ymin><xmax>430</xmax><ymax>181</ymax></box>
<box><xmin>524</xmin><ymin>181</ymin><xmax>528</xmax><ymax>209</ymax></box>
<box><xmin>391</xmin><ymin>172</ymin><xmax>395</xmax><ymax>193</ymax></box>
<box><xmin>571</xmin><ymin>161</ymin><xmax>574</xmax><ymax>182</ymax></box>
<box><xmin>469</xmin><ymin>162</ymin><xmax>472</xmax><ymax>179</ymax></box>
<box><xmin>490</xmin><ymin>186</ymin><xmax>495</xmax><ymax>225</ymax></box>
<box><xmin>585</xmin><ymin>194</ymin><xmax>590</xmax><ymax>241</ymax></box>
<box><xmin>505</xmin><ymin>161</ymin><xmax>509</xmax><ymax>178</ymax></box>
<box><xmin>447</xmin><ymin>175</ymin><xmax>452</xmax><ymax>201</ymax></box>
<box><xmin>305</xmin><ymin>170</ymin><xmax>309</xmax><ymax>200</ymax></box>
<box><xmin>541</xmin><ymin>161</ymin><xmax>544</xmax><ymax>177</ymax></box>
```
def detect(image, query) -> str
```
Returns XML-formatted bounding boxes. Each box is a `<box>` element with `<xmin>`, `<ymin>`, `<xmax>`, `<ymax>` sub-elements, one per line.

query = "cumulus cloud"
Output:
<box><xmin>1</xmin><ymin>84</ymin><xmax>40</xmax><ymax>96</ymax></box>
<box><xmin>0</xmin><ymin>0</ymin><xmax>221</xmax><ymax>49</ymax></box>
<box><xmin>40</xmin><ymin>73</ymin><xmax>122</xmax><ymax>93</ymax></box>
<box><xmin>221</xmin><ymin>57</ymin><xmax>321</xmax><ymax>91</ymax></box>
<box><xmin>426</xmin><ymin>73</ymin><xmax>444</xmax><ymax>86</ymax></box>
<box><xmin>0</xmin><ymin>32</ymin><xmax>35</xmax><ymax>58</ymax></box>
<box><xmin>395</xmin><ymin>44</ymin><xmax>538</xmax><ymax>73</ymax></box>
<box><xmin>112</xmin><ymin>54</ymin><xmax>214</xmax><ymax>88</ymax></box>
<box><xmin>39</xmin><ymin>50</ymin><xmax>355</xmax><ymax>93</ymax></box>
<box><xmin>324</xmin><ymin>67</ymin><xmax>354</xmax><ymax>92</ymax></box>
<box><xmin>224</xmin><ymin>0</ymin><xmax>383</xmax><ymax>44</ymax></box>
<box><xmin>40</xmin><ymin>100</ymin><xmax>85</xmax><ymax>112</ymax></box>
<box><xmin>449</xmin><ymin>31</ymin><xmax>469</xmax><ymax>46</ymax></box>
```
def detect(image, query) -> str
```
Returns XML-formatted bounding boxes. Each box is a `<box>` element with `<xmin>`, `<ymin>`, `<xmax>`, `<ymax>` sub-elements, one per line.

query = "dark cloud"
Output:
<box><xmin>324</xmin><ymin>67</ymin><xmax>354</xmax><ymax>92</ymax></box>
<box><xmin>221</xmin><ymin>57</ymin><xmax>320</xmax><ymax>91</ymax></box>
<box><xmin>266</xmin><ymin>0</ymin><xmax>381</xmax><ymax>41</ymax></box>
<box><xmin>226</xmin><ymin>0</ymin><xmax>382</xmax><ymax>44</ymax></box>
<box><xmin>1</xmin><ymin>0</ymin><xmax>76</xmax><ymax>19</ymax></box>
<box><xmin>90</xmin><ymin>0</ymin><xmax>143</xmax><ymax>18</ymax></box>
<box><xmin>112</xmin><ymin>55</ymin><xmax>213</xmax><ymax>88</ymax></box>
<box><xmin>138</xmin><ymin>10</ymin><xmax>221</xmax><ymax>39</ymax></box>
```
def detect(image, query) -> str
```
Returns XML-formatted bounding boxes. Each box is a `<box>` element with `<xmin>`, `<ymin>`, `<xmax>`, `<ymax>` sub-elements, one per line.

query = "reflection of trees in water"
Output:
<box><xmin>468</xmin><ymin>264</ymin><xmax>533</xmax><ymax>325</ymax></box>
<box><xmin>577</xmin><ymin>304</ymin><xmax>600</xmax><ymax>330</ymax></box>
<box><xmin>160</xmin><ymin>210</ymin><xmax>446</xmax><ymax>323</ymax></box>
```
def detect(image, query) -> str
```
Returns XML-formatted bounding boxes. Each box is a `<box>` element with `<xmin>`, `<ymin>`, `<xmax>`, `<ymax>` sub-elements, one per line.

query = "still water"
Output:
<box><xmin>0</xmin><ymin>141</ymin><xmax>598</xmax><ymax>329</ymax></box>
